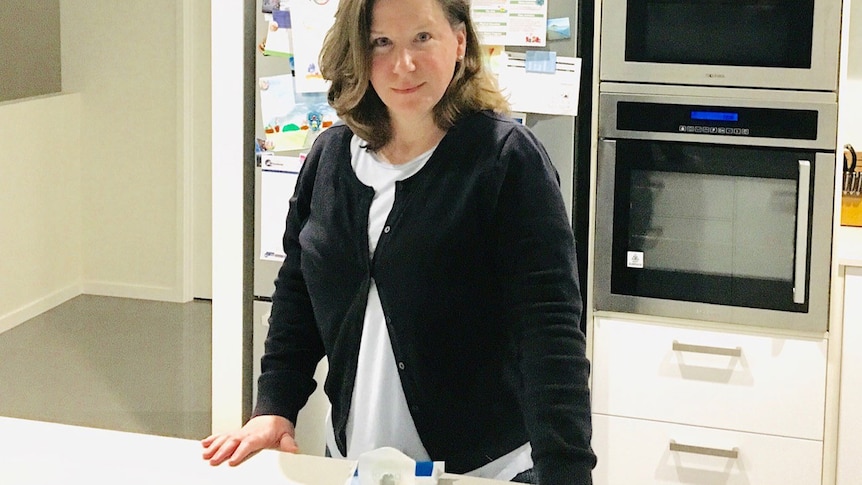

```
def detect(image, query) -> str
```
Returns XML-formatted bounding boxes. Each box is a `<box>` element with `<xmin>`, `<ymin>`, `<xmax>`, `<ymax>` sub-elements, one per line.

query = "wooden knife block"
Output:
<box><xmin>842</xmin><ymin>146</ymin><xmax>862</xmax><ymax>227</ymax></box>
<box><xmin>843</xmin><ymin>193</ymin><xmax>862</xmax><ymax>227</ymax></box>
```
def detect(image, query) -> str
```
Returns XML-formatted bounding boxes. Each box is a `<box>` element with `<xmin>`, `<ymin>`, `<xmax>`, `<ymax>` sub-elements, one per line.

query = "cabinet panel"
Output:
<box><xmin>592</xmin><ymin>414</ymin><xmax>823</xmax><ymax>485</ymax></box>
<box><xmin>592</xmin><ymin>317</ymin><xmax>827</xmax><ymax>439</ymax></box>
<box><xmin>837</xmin><ymin>267</ymin><xmax>862</xmax><ymax>484</ymax></box>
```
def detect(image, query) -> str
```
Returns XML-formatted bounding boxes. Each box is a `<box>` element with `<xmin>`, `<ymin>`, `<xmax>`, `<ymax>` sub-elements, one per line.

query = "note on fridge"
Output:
<box><xmin>471</xmin><ymin>0</ymin><xmax>548</xmax><ymax>46</ymax></box>
<box><xmin>497</xmin><ymin>52</ymin><xmax>582</xmax><ymax>116</ymax></box>
<box><xmin>263</xmin><ymin>9</ymin><xmax>293</xmax><ymax>57</ymax></box>
<box><xmin>289</xmin><ymin>0</ymin><xmax>340</xmax><ymax>93</ymax></box>
<box><xmin>260</xmin><ymin>154</ymin><xmax>304</xmax><ymax>262</ymax></box>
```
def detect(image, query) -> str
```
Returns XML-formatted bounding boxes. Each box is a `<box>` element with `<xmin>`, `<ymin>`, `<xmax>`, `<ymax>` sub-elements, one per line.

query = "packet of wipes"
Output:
<box><xmin>354</xmin><ymin>447</ymin><xmax>444</xmax><ymax>485</ymax></box>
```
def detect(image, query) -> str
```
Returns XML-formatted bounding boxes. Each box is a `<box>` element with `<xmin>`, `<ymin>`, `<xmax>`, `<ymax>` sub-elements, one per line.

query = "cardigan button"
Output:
<box><xmin>397</xmin><ymin>361</ymin><xmax>406</xmax><ymax>370</ymax></box>
<box><xmin>383</xmin><ymin>225</ymin><xmax>391</xmax><ymax>234</ymax></box>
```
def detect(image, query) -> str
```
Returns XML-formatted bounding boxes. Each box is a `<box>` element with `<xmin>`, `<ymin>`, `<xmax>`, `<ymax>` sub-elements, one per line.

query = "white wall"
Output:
<box><xmin>59</xmin><ymin>1</ymin><xmax>192</xmax><ymax>302</ymax></box>
<box><xmin>0</xmin><ymin>2</ymin><xmax>209</xmax><ymax>335</ymax></box>
<box><xmin>0</xmin><ymin>94</ymin><xmax>83</xmax><ymax>334</ymax></box>
<box><xmin>192</xmin><ymin>1</ymin><xmax>214</xmax><ymax>300</ymax></box>
<box><xmin>841</xmin><ymin>0</ymin><xmax>862</xmax><ymax>145</ymax></box>
<box><xmin>849</xmin><ymin>0</ymin><xmax>862</xmax><ymax>80</ymax></box>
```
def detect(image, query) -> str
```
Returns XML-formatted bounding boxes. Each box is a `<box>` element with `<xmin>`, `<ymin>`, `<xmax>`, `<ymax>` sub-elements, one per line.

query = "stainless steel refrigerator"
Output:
<box><xmin>251</xmin><ymin>0</ymin><xmax>331</xmax><ymax>457</ymax></box>
<box><xmin>249</xmin><ymin>0</ymin><xmax>595</xmax><ymax>458</ymax></box>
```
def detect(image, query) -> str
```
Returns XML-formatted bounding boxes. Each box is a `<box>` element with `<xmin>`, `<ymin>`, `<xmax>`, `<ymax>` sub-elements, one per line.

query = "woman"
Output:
<box><xmin>202</xmin><ymin>0</ymin><xmax>595</xmax><ymax>483</ymax></box>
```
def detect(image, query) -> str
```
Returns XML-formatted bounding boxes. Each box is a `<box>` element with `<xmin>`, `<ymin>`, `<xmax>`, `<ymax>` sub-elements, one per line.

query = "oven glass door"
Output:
<box><xmin>598</xmin><ymin>0</ymin><xmax>841</xmax><ymax>90</ymax></box>
<box><xmin>625</xmin><ymin>0</ymin><xmax>814</xmax><ymax>69</ymax></box>
<box><xmin>610</xmin><ymin>139</ymin><xmax>814</xmax><ymax>312</ymax></box>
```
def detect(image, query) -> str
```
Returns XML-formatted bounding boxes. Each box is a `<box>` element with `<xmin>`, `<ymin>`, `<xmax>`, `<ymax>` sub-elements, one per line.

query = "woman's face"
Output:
<box><xmin>368</xmin><ymin>0</ymin><xmax>466</xmax><ymax>124</ymax></box>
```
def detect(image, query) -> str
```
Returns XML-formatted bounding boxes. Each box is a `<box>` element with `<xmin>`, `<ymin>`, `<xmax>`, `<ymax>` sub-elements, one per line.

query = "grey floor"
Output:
<box><xmin>0</xmin><ymin>295</ymin><xmax>212</xmax><ymax>440</ymax></box>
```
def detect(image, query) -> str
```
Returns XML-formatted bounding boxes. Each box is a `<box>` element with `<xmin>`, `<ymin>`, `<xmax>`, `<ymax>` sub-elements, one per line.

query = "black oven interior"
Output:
<box><xmin>610</xmin><ymin>139</ymin><xmax>814</xmax><ymax>313</ymax></box>
<box><xmin>624</xmin><ymin>0</ymin><xmax>815</xmax><ymax>68</ymax></box>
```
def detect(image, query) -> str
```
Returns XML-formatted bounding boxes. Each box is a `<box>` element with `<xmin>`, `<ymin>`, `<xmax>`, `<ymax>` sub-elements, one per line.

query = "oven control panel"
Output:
<box><xmin>617</xmin><ymin>101</ymin><xmax>818</xmax><ymax>140</ymax></box>
<box><xmin>678</xmin><ymin>125</ymin><xmax>750</xmax><ymax>135</ymax></box>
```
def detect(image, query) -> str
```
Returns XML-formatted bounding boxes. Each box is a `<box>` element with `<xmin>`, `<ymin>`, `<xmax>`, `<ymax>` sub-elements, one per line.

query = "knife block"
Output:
<box><xmin>843</xmin><ymin>145</ymin><xmax>862</xmax><ymax>227</ymax></box>
<box><xmin>843</xmin><ymin>193</ymin><xmax>862</xmax><ymax>227</ymax></box>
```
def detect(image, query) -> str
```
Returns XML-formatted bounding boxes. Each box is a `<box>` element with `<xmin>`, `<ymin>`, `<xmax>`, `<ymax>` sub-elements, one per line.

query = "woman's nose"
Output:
<box><xmin>393</xmin><ymin>47</ymin><xmax>416</xmax><ymax>73</ymax></box>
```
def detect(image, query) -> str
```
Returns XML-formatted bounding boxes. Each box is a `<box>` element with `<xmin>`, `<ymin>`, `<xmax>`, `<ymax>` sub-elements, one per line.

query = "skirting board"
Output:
<box><xmin>0</xmin><ymin>285</ymin><xmax>81</xmax><ymax>336</ymax></box>
<box><xmin>81</xmin><ymin>282</ymin><xmax>185</xmax><ymax>303</ymax></box>
<box><xmin>0</xmin><ymin>282</ymin><xmax>186</xmax><ymax>336</ymax></box>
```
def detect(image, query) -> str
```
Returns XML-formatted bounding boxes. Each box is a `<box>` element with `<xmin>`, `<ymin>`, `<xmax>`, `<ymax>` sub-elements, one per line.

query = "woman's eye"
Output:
<box><xmin>371</xmin><ymin>37</ymin><xmax>391</xmax><ymax>48</ymax></box>
<box><xmin>416</xmin><ymin>32</ymin><xmax>431</xmax><ymax>42</ymax></box>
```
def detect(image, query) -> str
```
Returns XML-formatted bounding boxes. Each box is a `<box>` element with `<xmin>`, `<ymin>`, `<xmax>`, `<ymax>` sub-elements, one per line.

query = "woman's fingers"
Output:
<box><xmin>227</xmin><ymin>439</ymin><xmax>263</xmax><ymax>466</ymax></box>
<box><xmin>200</xmin><ymin>434</ymin><xmax>225</xmax><ymax>460</ymax></box>
<box><xmin>200</xmin><ymin>415</ymin><xmax>296</xmax><ymax>466</ymax></box>
<box><xmin>206</xmin><ymin>435</ymin><xmax>242</xmax><ymax>466</ymax></box>
<box><xmin>278</xmin><ymin>433</ymin><xmax>300</xmax><ymax>454</ymax></box>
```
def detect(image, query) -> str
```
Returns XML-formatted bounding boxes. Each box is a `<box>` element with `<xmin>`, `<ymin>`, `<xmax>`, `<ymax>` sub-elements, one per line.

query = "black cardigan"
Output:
<box><xmin>254</xmin><ymin>110</ymin><xmax>595</xmax><ymax>484</ymax></box>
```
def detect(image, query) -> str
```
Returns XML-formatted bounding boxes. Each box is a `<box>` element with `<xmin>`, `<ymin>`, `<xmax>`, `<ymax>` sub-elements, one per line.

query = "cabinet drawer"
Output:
<box><xmin>592</xmin><ymin>414</ymin><xmax>823</xmax><ymax>485</ymax></box>
<box><xmin>592</xmin><ymin>317</ymin><xmax>827</xmax><ymax>439</ymax></box>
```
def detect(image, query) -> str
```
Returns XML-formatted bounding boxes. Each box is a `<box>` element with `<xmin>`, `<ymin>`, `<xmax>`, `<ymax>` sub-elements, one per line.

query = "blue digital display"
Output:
<box><xmin>691</xmin><ymin>110</ymin><xmax>739</xmax><ymax>122</ymax></box>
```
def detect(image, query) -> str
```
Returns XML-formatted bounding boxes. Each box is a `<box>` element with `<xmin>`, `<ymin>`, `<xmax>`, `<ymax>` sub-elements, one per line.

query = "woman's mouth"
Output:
<box><xmin>392</xmin><ymin>84</ymin><xmax>422</xmax><ymax>94</ymax></box>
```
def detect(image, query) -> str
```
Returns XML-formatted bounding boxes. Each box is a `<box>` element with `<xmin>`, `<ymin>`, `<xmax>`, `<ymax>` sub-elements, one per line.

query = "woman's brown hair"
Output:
<box><xmin>319</xmin><ymin>0</ymin><xmax>510</xmax><ymax>151</ymax></box>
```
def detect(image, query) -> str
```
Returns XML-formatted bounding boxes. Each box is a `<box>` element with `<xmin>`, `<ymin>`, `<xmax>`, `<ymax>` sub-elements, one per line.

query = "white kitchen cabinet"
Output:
<box><xmin>592</xmin><ymin>317</ymin><xmax>828</xmax><ymax>440</ymax></box>
<box><xmin>836</xmin><ymin>266</ymin><xmax>862</xmax><ymax>485</ymax></box>
<box><xmin>592</xmin><ymin>414</ymin><xmax>823</xmax><ymax>485</ymax></box>
<box><xmin>591</xmin><ymin>316</ymin><xmax>828</xmax><ymax>485</ymax></box>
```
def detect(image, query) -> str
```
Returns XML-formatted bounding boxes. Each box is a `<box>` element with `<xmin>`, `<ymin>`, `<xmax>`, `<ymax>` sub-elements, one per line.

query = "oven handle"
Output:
<box><xmin>794</xmin><ymin>160</ymin><xmax>811</xmax><ymax>304</ymax></box>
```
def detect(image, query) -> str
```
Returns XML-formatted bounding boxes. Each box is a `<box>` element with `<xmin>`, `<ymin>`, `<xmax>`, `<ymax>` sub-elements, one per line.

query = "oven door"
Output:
<box><xmin>599</xmin><ymin>0</ymin><xmax>841</xmax><ymax>90</ymax></box>
<box><xmin>594</xmin><ymin>139</ymin><xmax>834</xmax><ymax>331</ymax></box>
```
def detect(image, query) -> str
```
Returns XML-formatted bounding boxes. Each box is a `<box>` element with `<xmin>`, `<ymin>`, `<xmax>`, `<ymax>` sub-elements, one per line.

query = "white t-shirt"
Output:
<box><xmin>326</xmin><ymin>135</ymin><xmax>533</xmax><ymax>480</ymax></box>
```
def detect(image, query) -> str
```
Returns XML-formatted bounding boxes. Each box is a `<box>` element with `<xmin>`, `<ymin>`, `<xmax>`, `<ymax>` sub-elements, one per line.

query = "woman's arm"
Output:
<box><xmin>492</xmin><ymin>126</ymin><xmax>596</xmax><ymax>484</ymax></box>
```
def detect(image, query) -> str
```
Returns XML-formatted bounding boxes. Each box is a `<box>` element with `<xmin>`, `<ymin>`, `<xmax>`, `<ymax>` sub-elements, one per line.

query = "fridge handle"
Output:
<box><xmin>793</xmin><ymin>160</ymin><xmax>811</xmax><ymax>304</ymax></box>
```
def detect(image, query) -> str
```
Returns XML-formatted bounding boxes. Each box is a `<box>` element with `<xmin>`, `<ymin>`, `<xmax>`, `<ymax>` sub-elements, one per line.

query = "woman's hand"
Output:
<box><xmin>201</xmin><ymin>415</ymin><xmax>299</xmax><ymax>466</ymax></box>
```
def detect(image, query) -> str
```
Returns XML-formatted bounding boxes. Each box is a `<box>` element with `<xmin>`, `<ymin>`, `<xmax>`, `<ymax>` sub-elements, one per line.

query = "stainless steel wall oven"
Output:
<box><xmin>599</xmin><ymin>0</ymin><xmax>842</xmax><ymax>90</ymax></box>
<box><xmin>594</xmin><ymin>84</ymin><xmax>837</xmax><ymax>331</ymax></box>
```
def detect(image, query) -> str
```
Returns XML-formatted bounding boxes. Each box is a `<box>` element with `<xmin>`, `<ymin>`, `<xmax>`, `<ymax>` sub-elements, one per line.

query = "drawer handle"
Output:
<box><xmin>672</xmin><ymin>341</ymin><xmax>741</xmax><ymax>357</ymax></box>
<box><xmin>669</xmin><ymin>440</ymin><xmax>739</xmax><ymax>459</ymax></box>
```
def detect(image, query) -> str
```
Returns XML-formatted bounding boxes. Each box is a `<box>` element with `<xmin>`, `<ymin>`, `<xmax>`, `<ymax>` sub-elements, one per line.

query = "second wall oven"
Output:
<box><xmin>594</xmin><ymin>84</ymin><xmax>837</xmax><ymax>332</ymax></box>
<box><xmin>598</xmin><ymin>0</ymin><xmax>842</xmax><ymax>91</ymax></box>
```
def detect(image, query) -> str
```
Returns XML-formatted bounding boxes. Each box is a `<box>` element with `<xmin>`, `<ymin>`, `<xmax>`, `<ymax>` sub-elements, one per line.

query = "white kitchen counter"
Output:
<box><xmin>0</xmin><ymin>416</ymin><xmax>512</xmax><ymax>485</ymax></box>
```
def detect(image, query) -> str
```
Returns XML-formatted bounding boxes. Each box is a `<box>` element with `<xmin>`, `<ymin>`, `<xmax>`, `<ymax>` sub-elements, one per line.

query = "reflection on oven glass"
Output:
<box><xmin>629</xmin><ymin>170</ymin><xmax>795</xmax><ymax>282</ymax></box>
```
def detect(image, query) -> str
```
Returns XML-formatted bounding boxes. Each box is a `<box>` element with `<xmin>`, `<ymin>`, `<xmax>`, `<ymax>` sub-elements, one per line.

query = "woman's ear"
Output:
<box><xmin>455</xmin><ymin>24</ymin><xmax>467</xmax><ymax>60</ymax></box>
